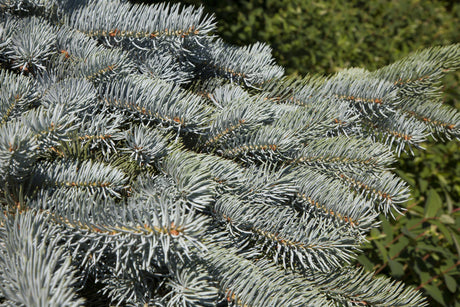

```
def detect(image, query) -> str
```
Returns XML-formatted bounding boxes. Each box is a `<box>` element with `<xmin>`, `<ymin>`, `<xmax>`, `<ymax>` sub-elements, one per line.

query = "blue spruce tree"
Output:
<box><xmin>0</xmin><ymin>0</ymin><xmax>458</xmax><ymax>305</ymax></box>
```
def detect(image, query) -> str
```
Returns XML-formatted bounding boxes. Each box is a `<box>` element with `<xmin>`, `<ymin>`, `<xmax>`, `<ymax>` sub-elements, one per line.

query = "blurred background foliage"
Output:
<box><xmin>139</xmin><ymin>0</ymin><xmax>460</xmax><ymax>305</ymax></box>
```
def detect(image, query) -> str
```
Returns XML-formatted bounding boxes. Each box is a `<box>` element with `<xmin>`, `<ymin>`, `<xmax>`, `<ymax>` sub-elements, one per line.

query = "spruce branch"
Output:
<box><xmin>322</xmin><ymin>71</ymin><xmax>399</xmax><ymax>118</ymax></box>
<box><xmin>76</xmin><ymin>47</ymin><xmax>132</xmax><ymax>83</ymax></box>
<box><xmin>202</xmin><ymin>240</ymin><xmax>327</xmax><ymax>306</ymax></box>
<box><xmin>0</xmin><ymin>0</ymin><xmax>63</xmax><ymax>17</ymax></box>
<box><xmin>199</xmin><ymin>84</ymin><xmax>273</xmax><ymax>150</ymax></box>
<box><xmin>76</xmin><ymin>110</ymin><xmax>125</xmax><ymax>160</ymax></box>
<box><xmin>299</xmin><ymin>266</ymin><xmax>427</xmax><ymax>306</ymax></box>
<box><xmin>199</xmin><ymin>154</ymin><xmax>246</xmax><ymax>193</ymax></box>
<box><xmin>197</xmin><ymin>39</ymin><xmax>284</xmax><ymax>88</ymax></box>
<box><xmin>261</xmin><ymin>74</ymin><xmax>322</xmax><ymax>105</ymax></box>
<box><xmin>137</xmin><ymin>49</ymin><xmax>194</xmax><ymax>84</ymax></box>
<box><xmin>294</xmin><ymin>166</ymin><xmax>377</xmax><ymax>232</ymax></box>
<box><xmin>0</xmin><ymin>211</ymin><xmax>84</xmax><ymax>307</ymax></box>
<box><xmin>0</xmin><ymin>69</ymin><xmax>37</xmax><ymax>126</ymax></box>
<box><xmin>32</xmin><ymin>159</ymin><xmax>129</xmax><ymax>198</ymax></box>
<box><xmin>293</xmin><ymin>136</ymin><xmax>396</xmax><ymax>173</ymax></box>
<box><xmin>372</xmin><ymin>44</ymin><xmax>460</xmax><ymax>90</ymax></box>
<box><xmin>40</xmin><ymin>77</ymin><xmax>97</xmax><ymax>114</ymax></box>
<box><xmin>55</xmin><ymin>25</ymin><xmax>103</xmax><ymax>63</ymax></box>
<box><xmin>0</xmin><ymin>14</ymin><xmax>17</xmax><ymax>59</ymax></box>
<box><xmin>337</xmin><ymin>170</ymin><xmax>411</xmax><ymax>216</ymax></box>
<box><xmin>28</xmin><ymin>189</ymin><xmax>210</xmax><ymax>272</ymax></box>
<box><xmin>0</xmin><ymin>119</ymin><xmax>37</xmax><ymax>184</ymax></box>
<box><xmin>271</xmin><ymin>102</ymin><xmax>337</xmax><ymax>140</ymax></box>
<box><xmin>160</xmin><ymin>149</ymin><xmax>216</xmax><ymax>211</ymax></box>
<box><xmin>67</xmin><ymin>0</ymin><xmax>215</xmax><ymax>50</ymax></box>
<box><xmin>219</xmin><ymin>125</ymin><xmax>301</xmax><ymax>164</ymax></box>
<box><xmin>213</xmin><ymin>194</ymin><xmax>361</xmax><ymax>272</ymax></box>
<box><xmin>401</xmin><ymin>98</ymin><xmax>460</xmax><ymax>140</ymax></box>
<box><xmin>164</xmin><ymin>262</ymin><xmax>220</xmax><ymax>307</ymax></box>
<box><xmin>101</xmin><ymin>75</ymin><xmax>211</xmax><ymax>134</ymax></box>
<box><xmin>121</xmin><ymin>124</ymin><xmax>169</xmax><ymax>167</ymax></box>
<box><xmin>362</xmin><ymin>110</ymin><xmax>428</xmax><ymax>156</ymax></box>
<box><xmin>233</xmin><ymin>164</ymin><xmax>297</xmax><ymax>208</ymax></box>
<box><xmin>4</xmin><ymin>16</ymin><xmax>55</xmax><ymax>73</ymax></box>
<box><xmin>24</xmin><ymin>104</ymin><xmax>79</xmax><ymax>151</ymax></box>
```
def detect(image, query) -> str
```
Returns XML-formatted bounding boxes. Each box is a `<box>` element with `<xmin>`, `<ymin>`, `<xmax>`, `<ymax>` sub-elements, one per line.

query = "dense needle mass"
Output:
<box><xmin>0</xmin><ymin>0</ymin><xmax>458</xmax><ymax>306</ymax></box>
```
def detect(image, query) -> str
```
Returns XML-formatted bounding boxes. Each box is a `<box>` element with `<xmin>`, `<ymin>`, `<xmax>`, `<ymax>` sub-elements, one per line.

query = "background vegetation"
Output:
<box><xmin>142</xmin><ymin>0</ymin><xmax>460</xmax><ymax>305</ymax></box>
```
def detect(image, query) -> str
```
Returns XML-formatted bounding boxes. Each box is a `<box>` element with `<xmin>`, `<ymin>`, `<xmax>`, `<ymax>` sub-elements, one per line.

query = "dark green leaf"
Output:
<box><xmin>425</xmin><ymin>189</ymin><xmax>442</xmax><ymax>218</ymax></box>
<box><xmin>380</xmin><ymin>216</ymin><xmax>393</xmax><ymax>245</ymax></box>
<box><xmin>430</xmin><ymin>220</ymin><xmax>453</xmax><ymax>244</ymax></box>
<box><xmin>444</xmin><ymin>274</ymin><xmax>457</xmax><ymax>293</ymax></box>
<box><xmin>424</xmin><ymin>284</ymin><xmax>446</xmax><ymax>305</ymax></box>
<box><xmin>389</xmin><ymin>236</ymin><xmax>409</xmax><ymax>258</ymax></box>
<box><xmin>357</xmin><ymin>254</ymin><xmax>374</xmax><ymax>272</ymax></box>
<box><xmin>439</xmin><ymin>214</ymin><xmax>455</xmax><ymax>225</ymax></box>
<box><xmin>388</xmin><ymin>259</ymin><xmax>404</xmax><ymax>278</ymax></box>
<box><xmin>374</xmin><ymin>241</ymin><xmax>388</xmax><ymax>262</ymax></box>
<box><xmin>401</xmin><ymin>226</ymin><xmax>417</xmax><ymax>240</ymax></box>
<box><xmin>418</xmin><ymin>178</ymin><xmax>428</xmax><ymax>193</ymax></box>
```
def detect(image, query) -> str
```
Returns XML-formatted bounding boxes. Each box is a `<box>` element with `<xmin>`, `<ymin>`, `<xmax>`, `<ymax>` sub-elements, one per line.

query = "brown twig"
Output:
<box><xmin>415</xmin><ymin>260</ymin><xmax>460</xmax><ymax>290</ymax></box>
<box><xmin>373</xmin><ymin>217</ymin><xmax>437</xmax><ymax>275</ymax></box>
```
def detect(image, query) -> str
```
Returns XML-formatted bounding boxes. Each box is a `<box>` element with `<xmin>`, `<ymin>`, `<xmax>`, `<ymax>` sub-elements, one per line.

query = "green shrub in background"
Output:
<box><xmin>152</xmin><ymin>0</ymin><xmax>460</xmax><ymax>305</ymax></box>
<box><xmin>196</xmin><ymin>0</ymin><xmax>460</xmax><ymax>75</ymax></box>
<box><xmin>360</xmin><ymin>139</ymin><xmax>460</xmax><ymax>306</ymax></box>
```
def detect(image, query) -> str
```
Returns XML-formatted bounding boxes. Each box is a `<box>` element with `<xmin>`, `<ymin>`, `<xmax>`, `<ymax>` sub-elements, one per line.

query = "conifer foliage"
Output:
<box><xmin>0</xmin><ymin>0</ymin><xmax>459</xmax><ymax>305</ymax></box>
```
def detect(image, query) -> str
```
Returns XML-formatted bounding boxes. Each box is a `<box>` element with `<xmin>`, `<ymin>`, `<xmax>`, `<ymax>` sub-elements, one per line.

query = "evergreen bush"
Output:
<box><xmin>186</xmin><ymin>1</ymin><xmax>460</xmax><ymax>305</ymax></box>
<box><xmin>0</xmin><ymin>0</ymin><xmax>459</xmax><ymax>306</ymax></box>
